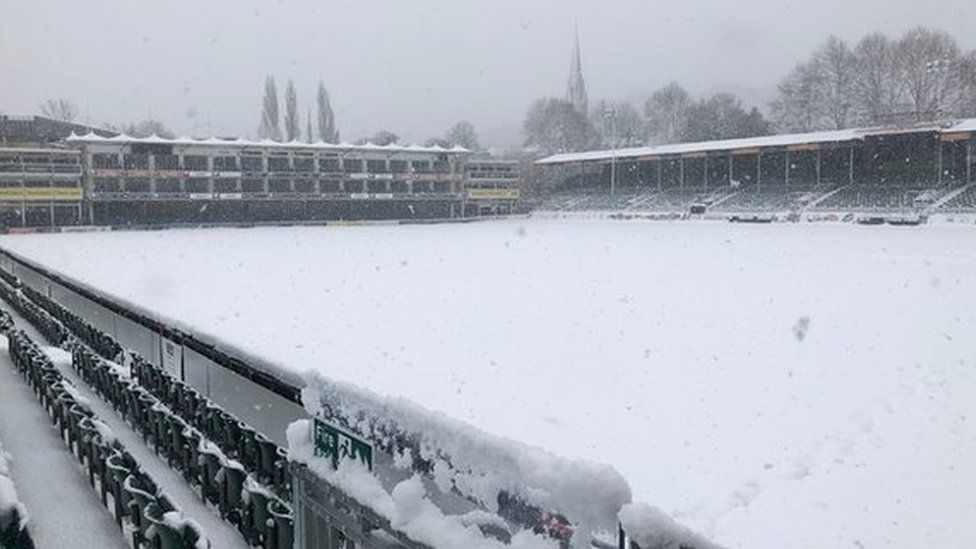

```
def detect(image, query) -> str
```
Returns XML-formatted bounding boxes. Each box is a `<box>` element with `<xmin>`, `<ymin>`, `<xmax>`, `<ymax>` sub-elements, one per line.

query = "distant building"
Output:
<box><xmin>0</xmin><ymin>114</ymin><xmax>115</xmax><ymax>147</ymax></box>
<box><xmin>566</xmin><ymin>28</ymin><xmax>588</xmax><ymax>115</ymax></box>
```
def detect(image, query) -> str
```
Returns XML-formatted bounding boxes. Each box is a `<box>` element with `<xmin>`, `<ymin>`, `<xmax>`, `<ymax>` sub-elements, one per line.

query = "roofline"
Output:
<box><xmin>65</xmin><ymin>132</ymin><xmax>472</xmax><ymax>155</ymax></box>
<box><xmin>535</xmin><ymin>118</ymin><xmax>976</xmax><ymax>165</ymax></box>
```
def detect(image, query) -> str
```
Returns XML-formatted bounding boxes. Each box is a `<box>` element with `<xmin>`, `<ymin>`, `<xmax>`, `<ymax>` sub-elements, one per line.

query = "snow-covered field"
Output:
<box><xmin>2</xmin><ymin>219</ymin><xmax>975</xmax><ymax>548</ymax></box>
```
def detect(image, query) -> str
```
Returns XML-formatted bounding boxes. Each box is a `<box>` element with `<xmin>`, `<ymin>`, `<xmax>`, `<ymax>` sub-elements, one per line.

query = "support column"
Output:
<box><xmin>937</xmin><ymin>140</ymin><xmax>943</xmax><ymax>186</ymax></box>
<box><xmin>967</xmin><ymin>138</ymin><xmax>973</xmax><ymax>184</ymax></box>
<box><xmin>679</xmin><ymin>158</ymin><xmax>684</xmax><ymax>190</ymax></box>
<box><xmin>785</xmin><ymin>150</ymin><xmax>790</xmax><ymax>190</ymax></box>
<box><xmin>816</xmin><ymin>149</ymin><xmax>822</xmax><ymax>187</ymax></box>
<box><xmin>704</xmin><ymin>156</ymin><xmax>709</xmax><ymax>191</ymax></box>
<box><xmin>848</xmin><ymin>145</ymin><xmax>854</xmax><ymax>185</ymax></box>
<box><xmin>757</xmin><ymin>152</ymin><xmax>762</xmax><ymax>191</ymax></box>
<box><xmin>727</xmin><ymin>154</ymin><xmax>732</xmax><ymax>188</ymax></box>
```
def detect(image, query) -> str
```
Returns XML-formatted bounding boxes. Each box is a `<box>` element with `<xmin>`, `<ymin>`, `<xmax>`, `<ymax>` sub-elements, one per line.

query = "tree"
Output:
<box><xmin>771</xmin><ymin>60</ymin><xmax>828</xmax><ymax>132</ymax></box>
<box><xmin>643</xmin><ymin>83</ymin><xmax>690</xmax><ymax>144</ymax></box>
<box><xmin>306</xmin><ymin>106</ymin><xmax>313</xmax><ymax>143</ymax></box>
<box><xmin>39</xmin><ymin>98</ymin><xmax>79</xmax><ymax>122</ymax></box>
<box><xmin>523</xmin><ymin>97</ymin><xmax>598</xmax><ymax>154</ymax></box>
<box><xmin>852</xmin><ymin>33</ymin><xmax>904</xmax><ymax>125</ymax></box>
<box><xmin>592</xmin><ymin>100</ymin><xmax>643</xmax><ymax>148</ymax></box>
<box><xmin>316</xmin><ymin>82</ymin><xmax>338</xmax><ymax>143</ymax></box>
<box><xmin>258</xmin><ymin>76</ymin><xmax>282</xmax><ymax>141</ymax></box>
<box><xmin>896</xmin><ymin>27</ymin><xmax>965</xmax><ymax>121</ymax></box>
<box><xmin>445</xmin><ymin>121</ymin><xmax>480</xmax><ymax>150</ymax></box>
<box><xmin>815</xmin><ymin>36</ymin><xmax>858</xmax><ymax>129</ymax></box>
<box><xmin>358</xmin><ymin>130</ymin><xmax>399</xmax><ymax>146</ymax></box>
<box><xmin>682</xmin><ymin>93</ymin><xmax>769</xmax><ymax>142</ymax></box>
<box><xmin>284</xmin><ymin>79</ymin><xmax>300</xmax><ymax>142</ymax></box>
<box><xmin>122</xmin><ymin>120</ymin><xmax>175</xmax><ymax>138</ymax></box>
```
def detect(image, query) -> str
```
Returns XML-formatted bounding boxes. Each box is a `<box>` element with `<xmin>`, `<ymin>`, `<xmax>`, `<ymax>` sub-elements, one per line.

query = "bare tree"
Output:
<box><xmin>445</xmin><ymin>121</ymin><xmax>480</xmax><ymax>150</ymax></box>
<box><xmin>852</xmin><ymin>33</ymin><xmax>904</xmax><ymax>125</ymax></box>
<box><xmin>815</xmin><ymin>36</ymin><xmax>858</xmax><ymax>129</ymax></box>
<box><xmin>258</xmin><ymin>76</ymin><xmax>282</xmax><ymax>141</ymax></box>
<box><xmin>284</xmin><ymin>79</ymin><xmax>300</xmax><ymax>142</ymax></box>
<box><xmin>123</xmin><ymin>119</ymin><xmax>175</xmax><ymax>138</ymax></box>
<box><xmin>316</xmin><ymin>82</ymin><xmax>338</xmax><ymax>143</ymax></box>
<box><xmin>592</xmin><ymin>100</ymin><xmax>643</xmax><ymax>147</ymax></box>
<box><xmin>896</xmin><ymin>27</ymin><xmax>964</xmax><ymax>121</ymax></box>
<box><xmin>523</xmin><ymin>97</ymin><xmax>598</xmax><ymax>154</ymax></box>
<box><xmin>683</xmin><ymin>93</ymin><xmax>769</xmax><ymax>142</ymax></box>
<box><xmin>39</xmin><ymin>98</ymin><xmax>79</xmax><ymax>122</ymax></box>
<box><xmin>771</xmin><ymin>60</ymin><xmax>827</xmax><ymax>132</ymax></box>
<box><xmin>643</xmin><ymin>83</ymin><xmax>690</xmax><ymax>144</ymax></box>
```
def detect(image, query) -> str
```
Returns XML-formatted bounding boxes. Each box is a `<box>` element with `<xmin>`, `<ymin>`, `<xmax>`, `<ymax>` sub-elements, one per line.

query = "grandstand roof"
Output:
<box><xmin>65</xmin><ymin>132</ymin><xmax>471</xmax><ymax>155</ymax></box>
<box><xmin>536</xmin><ymin>117</ymin><xmax>976</xmax><ymax>165</ymax></box>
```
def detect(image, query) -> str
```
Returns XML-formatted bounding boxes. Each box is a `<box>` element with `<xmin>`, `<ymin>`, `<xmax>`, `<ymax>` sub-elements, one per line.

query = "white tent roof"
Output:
<box><xmin>65</xmin><ymin>132</ymin><xmax>470</xmax><ymax>155</ymax></box>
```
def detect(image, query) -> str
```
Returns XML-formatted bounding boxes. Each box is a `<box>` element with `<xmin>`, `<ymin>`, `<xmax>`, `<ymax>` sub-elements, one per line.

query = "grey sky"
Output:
<box><xmin>2</xmin><ymin>0</ymin><xmax>973</xmax><ymax>148</ymax></box>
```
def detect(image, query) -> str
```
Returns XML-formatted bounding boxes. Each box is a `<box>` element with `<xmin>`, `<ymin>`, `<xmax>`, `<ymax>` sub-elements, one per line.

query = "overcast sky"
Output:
<box><xmin>2</xmin><ymin>0</ymin><xmax>974</xmax><ymax>148</ymax></box>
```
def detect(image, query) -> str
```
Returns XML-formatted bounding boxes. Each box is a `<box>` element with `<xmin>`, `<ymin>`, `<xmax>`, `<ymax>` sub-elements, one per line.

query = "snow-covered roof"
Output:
<box><xmin>65</xmin><ymin>132</ymin><xmax>471</xmax><ymax>155</ymax></box>
<box><xmin>536</xmin><ymin>117</ymin><xmax>976</xmax><ymax>165</ymax></box>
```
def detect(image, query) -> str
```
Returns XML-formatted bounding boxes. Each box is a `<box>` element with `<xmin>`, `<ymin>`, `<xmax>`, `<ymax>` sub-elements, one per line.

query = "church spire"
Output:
<box><xmin>566</xmin><ymin>26</ymin><xmax>588</xmax><ymax>114</ymax></box>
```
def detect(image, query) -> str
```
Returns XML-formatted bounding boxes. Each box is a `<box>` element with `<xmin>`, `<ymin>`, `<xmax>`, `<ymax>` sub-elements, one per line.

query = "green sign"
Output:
<box><xmin>313</xmin><ymin>417</ymin><xmax>374</xmax><ymax>472</ymax></box>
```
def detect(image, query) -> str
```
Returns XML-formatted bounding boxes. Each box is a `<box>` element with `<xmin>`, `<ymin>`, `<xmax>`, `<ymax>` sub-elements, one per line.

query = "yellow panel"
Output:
<box><xmin>940</xmin><ymin>132</ymin><xmax>971</xmax><ymax>142</ymax></box>
<box><xmin>0</xmin><ymin>187</ymin><xmax>83</xmax><ymax>201</ymax></box>
<box><xmin>467</xmin><ymin>188</ymin><xmax>520</xmax><ymax>200</ymax></box>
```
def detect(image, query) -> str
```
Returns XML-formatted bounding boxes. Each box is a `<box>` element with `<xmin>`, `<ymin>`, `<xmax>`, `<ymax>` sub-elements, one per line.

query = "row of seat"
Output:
<box><xmin>73</xmin><ymin>347</ymin><xmax>294</xmax><ymax>549</ymax></box>
<box><xmin>21</xmin><ymin>285</ymin><xmax>122</xmax><ymax>361</ymax></box>
<box><xmin>5</xmin><ymin>327</ymin><xmax>207</xmax><ymax>549</ymax></box>
<box><xmin>132</xmin><ymin>357</ymin><xmax>292</xmax><ymax>497</ymax></box>
<box><xmin>0</xmin><ymin>278</ymin><xmax>71</xmax><ymax>348</ymax></box>
<box><xmin>0</xmin><ymin>266</ymin><xmax>295</xmax><ymax>549</ymax></box>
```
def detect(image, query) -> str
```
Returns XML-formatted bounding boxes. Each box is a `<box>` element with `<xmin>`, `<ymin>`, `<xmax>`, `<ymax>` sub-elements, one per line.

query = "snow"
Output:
<box><xmin>535</xmin><ymin>117</ymin><xmax>976</xmax><ymax>165</ymax></box>
<box><xmin>2</xmin><ymin>220</ymin><xmax>976</xmax><ymax>548</ymax></box>
<box><xmin>619</xmin><ymin>503</ymin><xmax>721</xmax><ymax>549</ymax></box>
<box><xmin>0</xmin><ymin>438</ymin><xmax>28</xmax><ymax>532</ymax></box>
<box><xmin>65</xmin><ymin>132</ymin><xmax>470</xmax><ymax>155</ymax></box>
<box><xmin>0</xmin><ymin>335</ymin><xmax>128</xmax><ymax>548</ymax></box>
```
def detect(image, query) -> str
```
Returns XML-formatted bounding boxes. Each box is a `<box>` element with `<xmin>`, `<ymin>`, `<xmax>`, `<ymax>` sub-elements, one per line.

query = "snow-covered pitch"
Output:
<box><xmin>2</xmin><ymin>219</ymin><xmax>974</xmax><ymax>548</ymax></box>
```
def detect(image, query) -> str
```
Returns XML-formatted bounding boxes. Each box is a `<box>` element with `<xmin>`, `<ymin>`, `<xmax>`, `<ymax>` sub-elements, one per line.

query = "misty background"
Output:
<box><xmin>2</xmin><ymin>0</ymin><xmax>974</xmax><ymax>148</ymax></box>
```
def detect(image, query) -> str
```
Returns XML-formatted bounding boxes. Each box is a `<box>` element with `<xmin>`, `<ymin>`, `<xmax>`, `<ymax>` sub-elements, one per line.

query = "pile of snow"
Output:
<box><xmin>2</xmin><ymin>221</ymin><xmax>976</xmax><ymax>547</ymax></box>
<box><xmin>619</xmin><ymin>503</ymin><xmax>722</xmax><ymax>549</ymax></box>
<box><xmin>0</xmin><ymin>439</ymin><xmax>29</xmax><ymax>532</ymax></box>
<box><xmin>287</xmin><ymin>419</ymin><xmax>558</xmax><ymax>549</ymax></box>
<box><xmin>302</xmin><ymin>377</ymin><xmax>631</xmax><ymax>540</ymax></box>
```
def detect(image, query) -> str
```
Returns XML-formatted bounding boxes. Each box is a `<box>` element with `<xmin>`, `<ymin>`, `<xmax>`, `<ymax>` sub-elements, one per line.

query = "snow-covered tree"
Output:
<box><xmin>523</xmin><ymin>97</ymin><xmax>597</xmax><ymax>154</ymax></box>
<box><xmin>445</xmin><ymin>121</ymin><xmax>480</xmax><ymax>150</ymax></box>
<box><xmin>643</xmin><ymin>83</ymin><xmax>690</xmax><ymax>145</ymax></box>
<box><xmin>284</xmin><ymin>79</ymin><xmax>300</xmax><ymax>142</ymax></box>
<box><xmin>592</xmin><ymin>100</ymin><xmax>643</xmax><ymax>148</ymax></box>
<box><xmin>258</xmin><ymin>76</ymin><xmax>282</xmax><ymax>141</ymax></box>
<box><xmin>316</xmin><ymin>82</ymin><xmax>338</xmax><ymax>143</ymax></box>
<box><xmin>40</xmin><ymin>98</ymin><xmax>79</xmax><ymax>122</ymax></box>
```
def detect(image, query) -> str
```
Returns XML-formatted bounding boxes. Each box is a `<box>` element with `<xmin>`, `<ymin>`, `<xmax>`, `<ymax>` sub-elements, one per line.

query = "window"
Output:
<box><xmin>343</xmin><ymin>159</ymin><xmax>363</xmax><ymax>173</ymax></box>
<box><xmin>155</xmin><ymin>179</ymin><xmax>181</xmax><ymax>193</ymax></box>
<box><xmin>93</xmin><ymin>154</ymin><xmax>120</xmax><ymax>169</ymax></box>
<box><xmin>125</xmin><ymin>178</ymin><xmax>151</xmax><ymax>193</ymax></box>
<box><xmin>392</xmin><ymin>181</ymin><xmax>409</xmax><ymax>193</ymax></box>
<box><xmin>293</xmin><ymin>179</ymin><xmax>314</xmax><ymax>193</ymax></box>
<box><xmin>320</xmin><ymin>180</ymin><xmax>341</xmax><ymax>193</ymax></box>
<box><xmin>367</xmin><ymin>160</ymin><xmax>387</xmax><ymax>173</ymax></box>
<box><xmin>214</xmin><ymin>179</ymin><xmax>239</xmax><ymax>193</ymax></box>
<box><xmin>319</xmin><ymin>157</ymin><xmax>340</xmax><ymax>172</ymax></box>
<box><xmin>294</xmin><ymin>157</ymin><xmax>314</xmax><ymax>172</ymax></box>
<box><xmin>412</xmin><ymin>160</ymin><xmax>430</xmax><ymax>172</ymax></box>
<box><xmin>390</xmin><ymin>160</ymin><xmax>408</xmax><ymax>173</ymax></box>
<box><xmin>213</xmin><ymin>156</ymin><xmax>238</xmax><ymax>171</ymax></box>
<box><xmin>123</xmin><ymin>154</ymin><xmax>149</xmax><ymax>169</ymax></box>
<box><xmin>268</xmin><ymin>157</ymin><xmax>291</xmax><ymax>172</ymax></box>
<box><xmin>183</xmin><ymin>155</ymin><xmax>208</xmax><ymax>171</ymax></box>
<box><xmin>154</xmin><ymin>154</ymin><xmax>179</xmax><ymax>170</ymax></box>
<box><xmin>241</xmin><ymin>156</ymin><xmax>264</xmax><ymax>172</ymax></box>
<box><xmin>186</xmin><ymin>178</ymin><xmax>210</xmax><ymax>193</ymax></box>
<box><xmin>242</xmin><ymin>178</ymin><xmax>264</xmax><ymax>193</ymax></box>
<box><xmin>93</xmin><ymin>178</ymin><xmax>120</xmax><ymax>193</ymax></box>
<box><xmin>269</xmin><ymin>178</ymin><xmax>292</xmax><ymax>193</ymax></box>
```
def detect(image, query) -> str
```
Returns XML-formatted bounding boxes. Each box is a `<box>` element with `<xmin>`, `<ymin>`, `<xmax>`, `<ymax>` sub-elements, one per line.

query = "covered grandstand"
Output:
<box><xmin>535</xmin><ymin>118</ymin><xmax>976</xmax><ymax>217</ymax></box>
